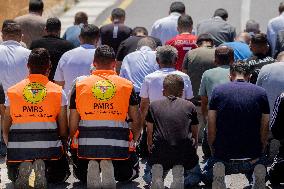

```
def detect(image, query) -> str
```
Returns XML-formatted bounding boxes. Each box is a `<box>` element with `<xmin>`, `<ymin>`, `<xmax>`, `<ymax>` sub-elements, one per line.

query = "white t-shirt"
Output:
<box><xmin>54</xmin><ymin>44</ymin><xmax>96</xmax><ymax>96</ymax></box>
<box><xmin>140</xmin><ymin>68</ymin><xmax>193</xmax><ymax>102</ymax></box>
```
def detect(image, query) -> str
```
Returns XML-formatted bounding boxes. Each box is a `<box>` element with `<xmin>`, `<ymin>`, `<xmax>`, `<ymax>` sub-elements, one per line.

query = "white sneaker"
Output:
<box><xmin>252</xmin><ymin>164</ymin><xmax>266</xmax><ymax>189</ymax></box>
<box><xmin>151</xmin><ymin>164</ymin><xmax>164</xmax><ymax>189</ymax></box>
<box><xmin>212</xmin><ymin>162</ymin><xmax>226</xmax><ymax>189</ymax></box>
<box><xmin>87</xmin><ymin>160</ymin><xmax>102</xmax><ymax>189</ymax></box>
<box><xmin>14</xmin><ymin>162</ymin><xmax>33</xmax><ymax>189</ymax></box>
<box><xmin>33</xmin><ymin>159</ymin><xmax>47</xmax><ymax>189</ymax></box>
<box><xmin>100</xmin><ymin>160</ymin><xmax>116</xmax><ymax>189</ymax></box>
<box><xmin>170</xmin><ymin>165</ymin><xmax>184</xmax><ymax>189</ymax></box>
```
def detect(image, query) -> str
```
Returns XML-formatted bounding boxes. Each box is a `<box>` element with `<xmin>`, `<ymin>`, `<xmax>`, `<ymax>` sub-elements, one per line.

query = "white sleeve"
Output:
<box><xmin>61</xmin><ymin>89</ymin><xmax>68</xmax><ymax>106</ymax></box>
<box><xmin>139</xmin><ymin>77</ymin><xmax>149</xmax><ymax>98</ymax></box>
<box><xmin>183</xmin><ymin>75</ymin><xmax>194</xmax><ymax>99</ymax></box>
<box><xmin>54</xmin><ymin>54</ymin><xmax>66</xmax><ymax>82</ymax></box>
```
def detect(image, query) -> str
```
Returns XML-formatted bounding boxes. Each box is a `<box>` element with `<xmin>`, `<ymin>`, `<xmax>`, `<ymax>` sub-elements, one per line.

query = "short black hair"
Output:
<box><xmin>111</xmin><ymin>8</ymin><xmax>126</xmax><ymax>20</ymax></box>
<box><xmin>94</xmin><ymin>45</ymin><xmax>115</xmax><ymax>65</ymax></box>
<box><xmin>230</xmin><ymin>61</ymin><xmax>251</xmax><ymax>77</ymax></box>
<box><xmin>163</xmin><ymin>74</ymin><xmax>184</xmax><ymax>97</ymax></box>
<box><xmin>46</xmin><ymin>17</ymin><xmax>61</xmax><ymax>32</ymax></box>
<box><xmin>132</xmin><ymin>27</ymin><xmax>148</xmax><ymax>36</ymax></box>
<box><xmin>170</xmin><ymin>2</ymin><xmax>185</xmax><ymax>14</ymax></box>
<box><xmin>29</xmin><ymin>0</ymin><xmax>44</xmax><ymax>13</ymax></box>
<box><xmin>2</xmin><ymin>19</ymin><xmax>16</xmax><ymax>31</ymax></box>
<box><xmin>215</xmin><ymin>46</ymin><xmax>234</xmax><ymax>65</ymax></box>
<box><xmin>213</xmin><ymin>8</ymin><xmax>228</xmax><ymax>20</ymax></box>
<box><xmin>196</xmin><ymin>33</ymin><xmax>214</xmax><ymax>46</ymax></box>
<box><xmin>80</xmin><ymin>24</ymin><xmax>100</xmax><ymax>43</ymax></box>
<box><xmin>178</xmin><ymin>15</ymin><xmax>193</xmax><ymax>30</ymax></box>
<box><xmin>28</xmin><ymin>48</ymin><xmax>50</xmax><ymax>74</ymax></box>
<box><xmin>74</xmin><ymin>12</ymin><xmax>88</xmax><ymax>25</ymax></box>
<box><xmin>279</xmin><ymin>2</ymin><xmax>284</xmax><ymax>14</ymax></box>
<box><xmin>251</xmin><ymin>33</ymin><xmax>268</xmax><ymax>45</ymax></box>
<box><xmin>2</xmin><ymin>23</ymin><xmax>21</xmax><ymax>37</ymax></box>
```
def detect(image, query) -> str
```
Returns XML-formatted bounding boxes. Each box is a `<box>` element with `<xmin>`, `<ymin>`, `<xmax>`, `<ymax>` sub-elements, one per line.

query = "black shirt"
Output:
<box><xmin>116</xmin><ymin>36</ymin><xmax>162</xmax><ymax>61</ymax></box>
<box><xmin>30</xmin><ymin>35</ymin><xmax>75</xmax><ymax>81</ymax></box>
<box><xmin>146</xmin><ymin>96</ymin><xmax>199</xmax><ymax>170</ymax></box>
<box><xmin>0</xmin><ymin>83</ymin><xmax>5</xmax><ymax>104</ymax></box>
<box><xmin>246</xmin><ymin>54</ymin><xmax>275</xmax><ymax>84</ymax></box>
<box><xmin>100</xmin><ymin>23</ymin><xmax>132</xmax><ymax>54</ymax></box>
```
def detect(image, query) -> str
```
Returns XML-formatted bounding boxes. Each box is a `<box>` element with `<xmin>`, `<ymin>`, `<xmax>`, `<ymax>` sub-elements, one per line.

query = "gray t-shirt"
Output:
<box><xmin>183</xmin><ymin>47</ymin><xmax>216</xmax><ymax>100</ymax></box>
<box><xmin>199</xmin><ymin>65</ymin><xmax>230</xmax><ymax>101</ymax></box>
<box><xmin>257</xmin><ymin>62</ymin><xmax>284</xmax><ymax>116</ymax></box>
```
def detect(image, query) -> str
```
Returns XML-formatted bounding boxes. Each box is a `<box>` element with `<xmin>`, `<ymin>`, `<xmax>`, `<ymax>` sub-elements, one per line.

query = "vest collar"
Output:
<box><xmin>28</xmin><ymin>74</ymin><xmax>49</xmax><ymax>83</ymax></box>
<box><xmin>92</xmin><ymin>70</ymin><xmax>117</xmax><ymax>76</ymax></box>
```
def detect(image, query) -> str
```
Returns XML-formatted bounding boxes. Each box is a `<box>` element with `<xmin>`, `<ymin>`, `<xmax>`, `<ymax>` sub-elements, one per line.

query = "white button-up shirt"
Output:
<box><xmin>150</xmin><ymin>12</ymin><xmax>181</xmax><ymax>45</ymax></box>
<box><xmin>140</xmin><ymin>68</ymin><xmax>193</xmax><ymax>102</ymax></box>
<box><xmin>54</xmin><ymin>44</ymin><xmax>96</xmax><ymax>96</ymax></box>
<box><xmin>0</xmin><ymin>40</ymin><xmax>30</xmax><ymax>94</ymax></box>
<box><xmin>120</xmin><ymin>46</ymin><xmax>159</xmax><ymax>93</ymax></box>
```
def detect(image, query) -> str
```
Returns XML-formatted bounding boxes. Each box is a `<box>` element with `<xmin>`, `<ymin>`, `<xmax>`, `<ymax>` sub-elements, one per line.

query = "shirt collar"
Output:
<box><xmin>170</xmin><ymin>12</ymin><xmax>181</xmax><ymax>17</ymax></box>
<box><xmin>28</xmin><ymin>74</ymin><xmax>49</xmax><ymax>83</ymax></box>
<box><xmin>213</xmin><ymin>16</ymin><xmax>223</xmax><ymax>21</ymax></box>
<box><xmin>159</xmin><ymin>67</ymin><xmax>176</xmax><ymax>72</ymax></box>
<box><xmin>1</xmin><ymin>40</ymin><xmax>22</xmax><ymax>46</ymax></box>
<box><xmin>92</xmin><ymin>70</ymin><xmax>117</xmax><ymax>76</ymax></box>
<box><xmin>139</xmin><ymin>46</ymin><xmax>152</xmax><ymax>52</ymax></box>
<box><xmin>80</xmin><ymin>44</ymin><xmax>96</xmax><ymax>49</ymax></box>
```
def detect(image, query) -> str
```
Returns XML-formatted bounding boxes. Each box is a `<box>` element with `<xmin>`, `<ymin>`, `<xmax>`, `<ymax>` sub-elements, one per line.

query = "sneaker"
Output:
<box><xmin>100</xmin><ymin>160</ymin><xmax>116</xmax><ymax>189</ymax></box>
<box><xmin>14</xmin><ymin>162</ymin><xmax>33</xmax><ymax>189</ymax></box>
<box><xmin>252</xmin><ymin>164</ymin><xmax>266</xmax><ymax>189</ymax></box>
<box><xmin>33</xmin><ymin>159</ymin><xmax>47</xmax><ymax>189</ymax></box>
<box><xmin>170</xmin><ymin>165</ymin><xmax>184</xmax><ymax>189</ymax></box>
<box><xmin>212</xmin><ymin>162</ymin><xmax>226</xmax><ymax>189</ymax></box>
<box><xmin>87</xmin><ymin>160</ymin><xmax>101</xmax><ymax>189</ymax></box>
<box><xmin>151</xmin><ymin>164</ymin><xmax>164</xmax><ymax>189</ymax></box>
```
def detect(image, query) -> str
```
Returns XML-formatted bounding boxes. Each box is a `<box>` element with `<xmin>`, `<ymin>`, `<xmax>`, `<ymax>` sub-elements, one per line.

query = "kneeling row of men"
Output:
<box><xmin>2</xmin><ymin>46</ymin><xmax>284</xmax><ymax>189</ymax></box>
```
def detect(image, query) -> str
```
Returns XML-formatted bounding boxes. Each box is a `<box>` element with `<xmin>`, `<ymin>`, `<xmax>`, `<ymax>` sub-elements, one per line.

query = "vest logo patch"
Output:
<box><xmin>92</xmin><ymin>80</ymin><xmax>116</xmax><ymax>101</ymax></box>
<box><xmin>23</xmin><ymin>82</ymin><xmax>47</xmax><ymax>104</ymax></box>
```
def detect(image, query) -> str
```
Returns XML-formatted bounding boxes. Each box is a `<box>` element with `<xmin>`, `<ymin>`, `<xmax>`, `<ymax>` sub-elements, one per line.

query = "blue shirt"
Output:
<box><xmin>150</xmin><ymin>12</ymin><xmax>181</xmax><ymax>44</ymax></box>
<box><xmin>54</xmin><ymin>44</ymin><xmax>96</xmax><ymax>95</ymax></box>
<box><xmin>209</xmin><ymin>81</ymin><xmax>270</xmax><ymax>160</ymax></box>
<box><xmin>120</xmin><ymin>46</ymin><xmax>159</xmax><ymax>92</ymax></box>
<box><xmin>0</xmin><ymin>40</ymin><xmax>30</xmax><ymax>94</ymax></box>
<box><xmin>223</xmin><ymin>41</ymin><xmax>252</xmax><ymax>61</ymax></box>
<box><xmin>63</xmin><ymin>24</ymin><xmax>83</xmax><ymax>47</ymax></box>
<box><xmin>267</xmin><ymin>13</ymin><xmax>284</xmax><ymax>56</ymax></box>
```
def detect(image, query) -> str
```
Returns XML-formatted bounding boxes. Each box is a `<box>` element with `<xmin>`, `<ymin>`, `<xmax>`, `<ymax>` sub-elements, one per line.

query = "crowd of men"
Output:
<box><xmin>0</xmin><ymin>0</ymin><xmax>284</xmax><ymax>188</ymax></box>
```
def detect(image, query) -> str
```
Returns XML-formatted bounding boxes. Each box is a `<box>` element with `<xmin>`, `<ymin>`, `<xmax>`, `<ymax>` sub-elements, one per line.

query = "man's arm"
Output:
<box><xmin>116</xmin><ymin>61</ymin><xmax>122</xmax><ymax>75</ymax></box>
<box><xmin>128</xmin><ymin>105</ymin><xmax>141</xmax><ymax>142</ymax></box>
<box><xmin>3</xmin><ymin>107</ymin><xmax>12</xmax><ymax>145</ymax></box>
<box><xmin>201</xmin><ymin>96</ymin><xmax>208</xmax><ymax>122</ymax></box>
<box><xmin>191</xmin><ymin>124</ymin><xmax>199</xmax><ymax>149</ymax></box>
<box><xmin>69</xmin><ymin>109</ymin><xmax>80</xmax><ymax>138</ymax></box>
<box><xmin>140</xmin><ymin>97</ymin><xmax>150</xmax><ymax>125</ymax></box>
<box><xmin>146</xmin><ymin>122</ymin><xmax>153</xmax><ymax>153</ymax></box>
<box><xmin>57</xmin><ymin>106</ymin><xmax>68</xmax><ymax>141</ymax></box>
<box><xmin>208</xmin><ymin>110</ymin><xmax>217</xmax><ymax>156</ymax></box>
<box><xmin>260</xmin><ymin>113</ymin><xmax>270</xmax><ymax>153</ymax></box>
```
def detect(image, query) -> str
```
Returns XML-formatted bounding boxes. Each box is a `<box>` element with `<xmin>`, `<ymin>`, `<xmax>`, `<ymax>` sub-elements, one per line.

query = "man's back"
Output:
<box><xmin>30</xmin><ymin>36</ymin><xmax>75</xmax><ymax>81</ymax></box>
<box><xmin>166</xmin><ymin>34</ymin><xmax>198</xmax><ymax>70</ymax></box>
<box><xmin>0</xmin><ymin>41</ymin><xmax>30</xmax><ymax>94</ymax></box>
<box><xmin>140</xmin><ymin>68</ymin><xmax>193</xmax><ymax>102</ymax></box>
<box><xmin>197</xmin><ymin>17</ymin><xmax>236</xmax><ymax>46</ymax></box>
<box><xmin>257</xmin><ymin>62</ymin><xmax>284</xmax><ymax>115</ymax></box>
<box><xmin>54</xmin><ymin>45</ymin><xmax>96</xmax><ymax>95</ymax></box>
<box><xmin>14</xmin><ymin>14</ymin><xmax>46</xmax><ymax>48</ymax></box>
<box><xmin>183</xmin><ymin>47</ymin><xmax>216</xmax><ymax>98</ymax></box>
<box><xmin>120</xmin><ymin>46</ymin><xmax>158</xmax><ymax>93</ymax></box>
<box><xmin>151</xmin><ymin>13</ymin><xmax>180</xmax><ymax>44</ymax></box>
<box><xmin>199</xmin><ymin>65</ymin><xmax>230</xmax><ymax>100</ymax></box>
<box><xmin>223</xmin><ymin>41</ymin><xmax>252</xmax><ymax>61</ymax></box>
<box><xmin>100</xmin><ymin>23</ymin><xmax>132</xmax><ymax>53</ymax></box>
<box><xmin>267</xmin><ymin>13</ymin><xmax>284</xmax><ymax>56</ymax></box>
<box><xmin>63</xmin><ymin>25</ymin><xmax>82</xmax><ymax>47</ymax></box>
<box><xmin>210</xmin><ymin>81</ymin><xmax>270</xmax><ymax>160</ymax></box>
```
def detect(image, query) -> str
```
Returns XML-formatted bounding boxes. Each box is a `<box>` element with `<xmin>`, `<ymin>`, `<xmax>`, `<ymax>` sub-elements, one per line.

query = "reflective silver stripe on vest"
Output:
<box><xmin>79</xmin><ymin>120</ymin><xmax>129</xmax><ymax>128</ymax></box>
<box><xmin>8</xmin><ymin>140</ymin><xmax>62</xmax><ymax>149</ymax></box>
<box><xmin>10</xmin><ymin>122</ymin><xmax>57</xmax><ymax>130</ymax></box>
<box><xmin>79</xmin><ymin>138</ymin><xmax>128</xmax><ymax>148</ymax></box>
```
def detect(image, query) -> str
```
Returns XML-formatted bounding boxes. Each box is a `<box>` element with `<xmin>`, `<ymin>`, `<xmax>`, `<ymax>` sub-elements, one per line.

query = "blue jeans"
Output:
<box><xmin>143</xmin><ymin>162</ymin><xmax>202</xmax><ymax>187</ymax></box>
<box><xmin>202</xmin><ymin>156</ymin><xmax>268</xmax><ymax>185</ymax></box>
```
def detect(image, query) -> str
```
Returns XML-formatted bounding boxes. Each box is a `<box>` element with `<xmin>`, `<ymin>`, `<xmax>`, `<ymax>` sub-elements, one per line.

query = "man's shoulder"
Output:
<box><xmin>15</xmin><ymin>14</ymin><xmax>45</xmax><ymax>23</ymax></box>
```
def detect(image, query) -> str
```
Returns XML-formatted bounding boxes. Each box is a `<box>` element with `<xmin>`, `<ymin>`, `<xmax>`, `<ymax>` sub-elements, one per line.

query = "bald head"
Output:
<box><xmin>215</xmin><ymin>46</ymin><xmax>234</xmax><ymax>65</ymax></box>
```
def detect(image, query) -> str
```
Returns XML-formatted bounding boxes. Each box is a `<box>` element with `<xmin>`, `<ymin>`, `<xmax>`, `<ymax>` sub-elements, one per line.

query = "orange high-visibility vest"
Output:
<box><xmin>7</xmin><ymin>74</ymin><xmax>63</xmax><ymax>162</ymax></box>
<box><xmin>75</xmin><ymin>70</ymin><xmax>133</xmax><ymax>160</ymax></box>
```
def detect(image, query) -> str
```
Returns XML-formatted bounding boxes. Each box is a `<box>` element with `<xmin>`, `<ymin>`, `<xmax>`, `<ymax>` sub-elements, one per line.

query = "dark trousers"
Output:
<box><xmin>7</xmin><ymin>155</ymin><xmax>70</xmax><ymax>183</ymax></box>
<box><xmin>269</xmin><ymin>155</ymin><xmax>284</xmax><ymax>185</ymax></box>
<box><xmin>71</xmin><ymin>149</ymin><xmax>139</xmax><ymax>183</ymax></box>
